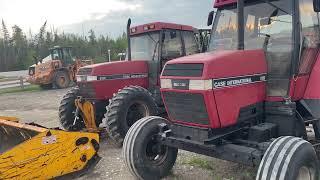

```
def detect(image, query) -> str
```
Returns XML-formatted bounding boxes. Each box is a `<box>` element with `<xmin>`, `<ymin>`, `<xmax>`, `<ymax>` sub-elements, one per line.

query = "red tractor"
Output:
<box><xmin>123</xmin><ymin>0</ymin><xmax>320</xmax><ymax>179</ymax></box>
<box><xmin>59</xmin><ymin>20</ymin><xmax>203</xmax><ymax>146</ymax></box>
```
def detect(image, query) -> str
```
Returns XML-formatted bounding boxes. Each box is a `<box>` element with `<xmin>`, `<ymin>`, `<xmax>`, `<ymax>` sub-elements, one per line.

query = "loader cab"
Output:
<box><xmin>129</xmin><ymin>22</ymin><xmax>199</xmax><ymax>88</ymax></box>
<box><xmin>50</xmin><ymin>46</ymin><xmax>73</xmax><ymax>65</ymax></box>
<box><xmin>209</xmin><ymin>0</ymin><xmax>320</xmax><ymax>98</ymax></box>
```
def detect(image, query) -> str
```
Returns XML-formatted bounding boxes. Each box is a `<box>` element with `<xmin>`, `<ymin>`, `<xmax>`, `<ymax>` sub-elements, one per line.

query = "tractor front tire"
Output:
<box><xmin>59</xmin><ymin>87</ymin><xmax>85</xmax><ymax>131</ymax></box>
<box><xmin>104</xmin><ymin>86</ymin><xmax>158</xmax><ymax>147</ymax></box>
<box><xmin>54</xmin><ymin>71</ymin><xmax>70</xmax><ymax>89</ymax></box>
<box><xmin>256</xmin><ymin>136</ymin><xmax>319</xmax><ymax>180</ymax></box>
<box><xmin>123</xmin><ymin>116</ymin><xmax>178</xmax><ymax>180</ymax></box>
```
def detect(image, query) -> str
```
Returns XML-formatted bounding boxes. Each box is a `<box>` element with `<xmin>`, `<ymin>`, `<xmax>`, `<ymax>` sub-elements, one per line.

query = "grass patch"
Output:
<box><xmin>0</xmin><ymin>85</ymin><xmax>41</xmax><ymax>95</ymax></box>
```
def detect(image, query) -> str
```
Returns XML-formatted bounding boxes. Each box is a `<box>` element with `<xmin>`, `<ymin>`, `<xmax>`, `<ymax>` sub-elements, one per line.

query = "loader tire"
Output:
<box><xmin>59</xmin><ymin>87</ymin><xmax>85</xmax><ymax>131</ymax></box>
<box><xmin>123</xmin><ymin>116</ymin><xmax>178</xmax><ymax>180</ymax></box>
<box><xmin>256</xmin><ymin>136</ymin><xmax>319</xmax><ymax>180</ymax></box>
<box><xmin>40</xmin><ymin>83</ymin><xmax>53</xmax><ymax>90</ymax></box>
<box><xmin>54</xmin><ymin>70</ymin><xmax>70</xmax><ymax>89</ymax></box>
<box><xmin>104</xmin><ymin>86</ymin><xmax>158</xmax><ymax>147</ymax></box>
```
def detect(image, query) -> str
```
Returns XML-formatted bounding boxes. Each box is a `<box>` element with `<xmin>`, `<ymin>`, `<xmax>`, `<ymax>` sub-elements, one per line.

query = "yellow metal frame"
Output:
<box><xmin>75</xmin><ymin>99</ymin><xmax>100</xmax><ymax>132</ymax></box>
<box><xmin>0</xmin><ymin>118</ymin><xmax>100</xmax><ymax>179</ymax></box>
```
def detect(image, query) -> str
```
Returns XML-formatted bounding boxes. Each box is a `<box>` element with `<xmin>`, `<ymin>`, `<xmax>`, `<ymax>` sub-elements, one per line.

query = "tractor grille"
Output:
<box><xmin>163</xmin><ymin>91</ymin><xmax>209</xmax><ymax>125</ymax></box>
<box><xmin>77</xmin><ymin>68</ymin><xmax>92</xmax><ymax>75</ymax></box>
<box><xmin>162</xmin><ymin>63</ymin><xmax>203</xmax><ymax>77</ymax></box>
<box><xmin>78</xmin><ymin>82</ymin><xmax>96</xmax><ymax>98</ymax></box>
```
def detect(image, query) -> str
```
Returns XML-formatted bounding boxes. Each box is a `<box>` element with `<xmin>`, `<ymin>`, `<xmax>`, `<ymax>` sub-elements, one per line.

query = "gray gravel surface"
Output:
<box><xmin>0</xmin><ymin>89</ymin><xmax>256</xmax><ymax>180</ymax></box>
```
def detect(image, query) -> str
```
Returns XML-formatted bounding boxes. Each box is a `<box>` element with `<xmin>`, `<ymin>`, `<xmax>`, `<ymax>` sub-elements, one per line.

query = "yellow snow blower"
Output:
<box><xmin>0</xmin><ymin>116</ymin><xmax>100</xmax><ymax>179</ymax></box>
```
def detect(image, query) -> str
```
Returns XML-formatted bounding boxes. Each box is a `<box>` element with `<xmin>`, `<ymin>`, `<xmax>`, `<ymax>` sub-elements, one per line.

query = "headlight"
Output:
<box><xmin>76</xmin><ymin>75</ymin><xmax>97</xmax><ymax>82</ymax></box>
<box><xmin>189</xmin><ymin>80</ymin><xmax>212</xmax><ymax>90</ymax></box>
<box><xmin>160</xmin><ymin>79</ymin><xmax>172</xmax><ymax>89</ymax></box>
<box><xmin>87</xmin><ymin>76</ymin><xmax>98</xmax><ymax>81</ymax></box>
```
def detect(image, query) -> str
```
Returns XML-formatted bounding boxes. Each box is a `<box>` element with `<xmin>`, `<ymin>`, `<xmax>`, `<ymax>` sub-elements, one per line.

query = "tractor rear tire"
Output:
<box><xmin>59</xmin><ymin>87</ymin><xmax>85</xmax><ymax>131</ymax></box>
<box><xmin>54</xmin><ymin>71</ymin><xmax>70</xmax><ymax>89</ymax></box>
<box><xmin>104</xmin><ymin>86</ymin><xmax>158</xmax><ymax>147</ymax></box>
<box><xmin>256</xmin><ymin>136</ymin><xmax>319</xmax><ymax>180</ymax></box>
<box><xmin>123</xmin><ymin>116</ymin><xmax>178</xmax><ymax>180</ymax></box>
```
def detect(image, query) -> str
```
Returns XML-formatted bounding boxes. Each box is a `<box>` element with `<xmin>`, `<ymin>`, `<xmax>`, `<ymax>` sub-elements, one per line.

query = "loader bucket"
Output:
<box><xmin>0</xmin><ymin>117</ymin><xmax>100</xmax><ymax>179</ymax></box>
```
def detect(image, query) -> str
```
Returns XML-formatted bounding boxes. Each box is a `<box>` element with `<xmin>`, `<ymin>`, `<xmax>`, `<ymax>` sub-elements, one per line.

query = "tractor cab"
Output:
<box><xmin>49</xmin><ymin>46</ymin><xmax>73</xmax><ymax>65</ymax></box>
<box><xmin>122</xmin><ymin>1</ymin><xmax>320</xmax><ymax>179</ymax></box>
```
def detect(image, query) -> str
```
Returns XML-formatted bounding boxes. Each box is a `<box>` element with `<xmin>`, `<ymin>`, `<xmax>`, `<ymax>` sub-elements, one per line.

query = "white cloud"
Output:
<box><xmin>0</xmin><ymin>0</ymin><xmax>141</xmax><ymax>32</ymax></box>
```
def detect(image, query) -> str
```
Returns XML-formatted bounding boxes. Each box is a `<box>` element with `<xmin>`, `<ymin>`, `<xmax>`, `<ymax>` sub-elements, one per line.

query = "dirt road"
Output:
<box><xmin>0</xmin><ymin>89</ymin><xmax>256</xmax><ymax>180</ymax></box>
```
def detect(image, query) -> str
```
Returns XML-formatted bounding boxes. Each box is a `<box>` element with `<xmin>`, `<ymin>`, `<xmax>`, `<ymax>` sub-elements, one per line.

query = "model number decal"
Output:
<box><xmin>98</xmin><ymin>73</ymin><xmax>148</xmax><ymax>80</ymax></box>
<box><xmin>213</xmin><ymin>74</ymin><xmax>266</xmax><ymax>89</ymax></box>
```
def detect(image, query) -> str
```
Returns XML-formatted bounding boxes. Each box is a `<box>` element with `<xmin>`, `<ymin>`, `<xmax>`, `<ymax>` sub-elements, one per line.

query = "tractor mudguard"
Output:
<box><xmin>0</xmin><ymin>117</ymin><xmax>100</xmax><ymax>179</ymax></box>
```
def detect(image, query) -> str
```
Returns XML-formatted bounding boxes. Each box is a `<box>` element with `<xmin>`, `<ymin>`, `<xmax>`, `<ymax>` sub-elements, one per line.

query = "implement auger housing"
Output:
<box><xmin>0</xmin><ymin>117</ymin><xmax>100</xmax><ymax>179</ymax></box>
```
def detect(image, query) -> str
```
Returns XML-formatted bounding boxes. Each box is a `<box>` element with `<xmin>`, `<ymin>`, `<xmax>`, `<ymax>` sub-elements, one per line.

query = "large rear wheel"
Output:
<box><xmin>54</xmin><ymin>71</ymin><xmax>70</xmax><ymax>89</ymax></box>
<box><xmin>59</xmin><ymin>87</ymin><xmax>85</xmax><ymax>130</ymax></box>
<box><xmin>256</xmin><ymin>136</ymin><xmax>319</xmax><ymax>180</ymax></box>
<box><xmin>104</xmin><ymin>86</ymin><xmax>158</xmax><ymax>147</ymax></box>
<box><xmin>123</xmin><ymin>116</ymin><xmax>178</xmax><ymax>180</ymax></box>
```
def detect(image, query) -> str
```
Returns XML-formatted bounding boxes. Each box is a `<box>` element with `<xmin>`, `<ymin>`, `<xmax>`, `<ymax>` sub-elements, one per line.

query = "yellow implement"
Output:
<box><xmin>0</xmin><ymin>117</ymin><xmax>100</xmax><ymax>179</ymax></box>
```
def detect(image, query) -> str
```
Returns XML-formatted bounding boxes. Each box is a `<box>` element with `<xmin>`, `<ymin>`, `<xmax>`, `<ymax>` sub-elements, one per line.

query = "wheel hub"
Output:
<box><xmin>126</xmin><ymin>102</ymin><xmax>149</xmax><ymax>127</ymax></box>
<box><xmin>145</xmin><ymin>136</ymin><xmax>168</xmax><ymax>165</ymax></box>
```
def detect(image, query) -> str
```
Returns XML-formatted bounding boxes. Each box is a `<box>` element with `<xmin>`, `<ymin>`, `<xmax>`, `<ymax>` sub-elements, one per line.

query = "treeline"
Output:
<box><xmin>0</xmin><ymin>20</ymin><xmax>127</xmax><ymax>72</ymax></box>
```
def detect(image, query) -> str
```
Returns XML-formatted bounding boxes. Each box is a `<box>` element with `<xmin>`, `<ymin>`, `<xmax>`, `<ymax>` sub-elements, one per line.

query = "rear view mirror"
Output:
<box><xmin>314</xmin><ymin>0</ymin><xmax>320</xmax><ymax>12</ymax></box>
<box><xmin>207</xmin><ymin>11</ymin><xmax>215</xmax><ymax>26</ymax></box>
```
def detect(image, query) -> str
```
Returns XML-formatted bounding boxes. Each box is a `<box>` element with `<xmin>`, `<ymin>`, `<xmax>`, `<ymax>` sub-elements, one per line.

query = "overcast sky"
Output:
<box><xmin>0</xmin><ymin>0</ymin><xmax>213</xmax><ymax>37</ymax></box>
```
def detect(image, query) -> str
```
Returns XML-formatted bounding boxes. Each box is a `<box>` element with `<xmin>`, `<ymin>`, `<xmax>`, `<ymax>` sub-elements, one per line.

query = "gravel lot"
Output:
<box><xmin>0</xmin><ymin>89</ymin><xmax>256</xmax><ymax>180</ymax></box>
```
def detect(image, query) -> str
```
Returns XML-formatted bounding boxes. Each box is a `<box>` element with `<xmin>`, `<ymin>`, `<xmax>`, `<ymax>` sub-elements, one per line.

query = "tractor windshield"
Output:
<box><xmin>209</xmin><ymin>0</ymin><xmax>293</xmax><ymax>51</ymax></box>
<box><xmin>131</xmin><ymin>32</ymin><xmax>160</xmax><ymax>61</ymax></box>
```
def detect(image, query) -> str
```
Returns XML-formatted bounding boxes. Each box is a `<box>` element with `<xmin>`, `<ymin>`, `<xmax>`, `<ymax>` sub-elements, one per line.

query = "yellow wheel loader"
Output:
<box><xmin>0</xmin><ymin>116</ymin><xmax>100</xmax><ymax>179</ymax></box>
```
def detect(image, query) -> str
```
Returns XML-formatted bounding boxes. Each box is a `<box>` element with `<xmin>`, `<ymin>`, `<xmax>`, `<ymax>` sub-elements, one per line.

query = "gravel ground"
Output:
<box><xmin>0</xmin><ymin>89</ymin><xmax>256</xmax><ymax>180</ymax></box>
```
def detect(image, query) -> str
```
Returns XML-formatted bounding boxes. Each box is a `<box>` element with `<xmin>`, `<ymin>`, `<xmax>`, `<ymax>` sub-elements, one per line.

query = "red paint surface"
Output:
<box><xmin>290</xmin><ymin>75</ymin><xmax>309</xmax><ymax>100</ymax></box>
<box><xmin>214</xmin><ymin>0</ymin><xmax>237</xmax><ymax>8</ymax></box>
<box><xmin>130</xmin><ymin>22</ymin><xmax>194</xmax><ymax>36</ymax></box>
<box><xmin>161</xmin><ymin>50</ymin><xmax>267</xmax><ymax>128</ymax></box>
<box><xmin>164</xmin><ymin>50</ymin><xmax>267</xmax><ymax>79</ymax></box>
<box><xmin>304</xmin><ymin>54</ymin><xmax>320</xmax><ymax>99</ymax></box>
<box><xmin>214</xmin><ymin>83</ymin><xmax>266</xmax><ymax>127</ymax></box>
<box><xmin>82</xmin><ymin>61</ymin><xmax>149</xmax><ymax>100</ymax></box>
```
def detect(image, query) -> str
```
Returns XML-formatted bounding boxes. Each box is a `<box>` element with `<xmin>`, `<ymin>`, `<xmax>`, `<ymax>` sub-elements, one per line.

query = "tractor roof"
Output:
<box><xmin>214</xmin><ymin>0</ymin><xmax>237</xmax><ymax>8</ymax></box>
<box><xmin>130</xmin><ymin>22</ymin><xmax>195</xmax><ymax>36</ymax></box>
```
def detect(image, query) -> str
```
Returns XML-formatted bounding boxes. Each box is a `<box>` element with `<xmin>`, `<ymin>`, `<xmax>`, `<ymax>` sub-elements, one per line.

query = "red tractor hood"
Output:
<box><xmin>85</xmin><ymin>60</ymin><xmax>148</xmax><ymax>76</ymax></box>
<box><xmin>165</xmin><ymin>50</ymin><xmax>267</xmax><ymax>79</ymax></box>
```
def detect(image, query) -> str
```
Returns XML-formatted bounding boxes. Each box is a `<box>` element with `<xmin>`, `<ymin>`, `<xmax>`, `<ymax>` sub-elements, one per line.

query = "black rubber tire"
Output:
<box><xmin>104</xmin><ymin>86</ymin><xmax>158</xmax><ymax>147</ymax></box>
<box><xmin>58</xmin><ymin>87</ymin><xmax>85</xmax><ymax>131</ymax></box>
<box><xmin>123</xmin><ymin>116</ymin><xmax>178</xmax><ymax>180</ymax></box>
<box><xmin>256</xmin><ymin>136</ymin><xmax>319</xmax><ymax>180</ymax></box>
<box><xmin>54</xmin><ymin>71</ymin><xmax>70</xmax><ymax>89</ymax></box>
<box><xmin>40</xmin><ymin>83</ymin><xmax>52</xmax><ymax>90</ymax></box>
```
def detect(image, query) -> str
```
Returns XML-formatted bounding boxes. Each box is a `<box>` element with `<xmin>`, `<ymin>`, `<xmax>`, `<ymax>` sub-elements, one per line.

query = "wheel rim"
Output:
<box><xmin>297</xmin><ymin>166</ymin><xmax>315</xmax><ymax>180</ymax></box>
<box><xmin>126</xmin><ymin>102</ymin><xmax>149</xmax><ymax>127</ymax></box>
<box><xmin>145</xmin><ymin>135</ymin><xmax>168</xmax><ymax>165</ymax></box>
<box><xmin>58</xmin><ymin>76</ymin><xmax>67</xmax><ymax>87</ymax></box>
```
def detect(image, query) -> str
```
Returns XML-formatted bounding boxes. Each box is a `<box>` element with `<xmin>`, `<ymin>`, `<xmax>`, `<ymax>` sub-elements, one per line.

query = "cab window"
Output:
<box><xmin>298</xmin><ymin>0</ymin><xmax>320</xmax><ymax>74</ymax></box>
<box><xmin>161</xmin><ymin>30</ymin><xmax>183</xmax><ymax>60</ymax></box>
<box><xmin>183</xmin><ymin>31</ymin><xmax>199</xmax><ymax>55</ymax></box>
